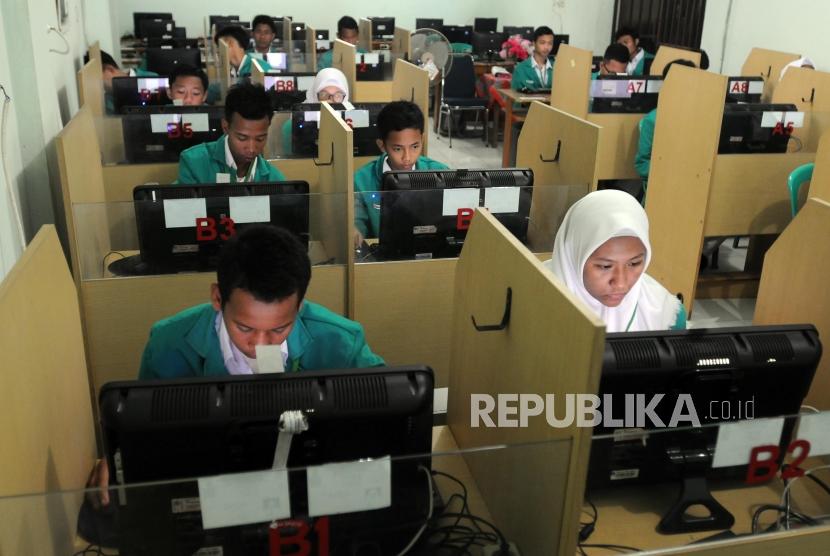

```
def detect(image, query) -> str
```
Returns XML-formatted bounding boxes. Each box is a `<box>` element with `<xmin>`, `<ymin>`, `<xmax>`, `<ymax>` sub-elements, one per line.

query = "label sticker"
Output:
<box><xmin>610</xmin><ymin>468</ymin><xmax>640</xmax><ymax>480</ymax></box>
<box><xmin>442</xmin><ymin>188</ymin><xmax>480</xmax><ymax>216</ymax></box>
<box><xmin>760</xmin><ymin>111</ymin><xmax>804</xmax><ymax>128</ymax></box>
<box><xmin>171</xmin><ymin>497</ymin><xmax>201</xmax><ymax>514</ymax></box>
<box><xmin>163</xmin><ymin>198</ymin><xmax>207</xmax><ymax>228</ymax></box>
<box><xmin>307</xmin><ymin>457</ymin><xmax>391</xmax><ymax>517</ymax></box>
<box><xmin>795</xmin><ymin>412</ymin><xmax>830</xmax><ymax>457</ymax></box>
<box><xmin>483</xmin><ymin>187</ymin><xmax>520</xmax><ymax>214</ymax></box>
<box><xmin>229</xmin><ymin>195</ymin><xmax>270</xmax><ymax>224</ymax></box>
<box><xmin>343</xmin><ymin>109</ymin><xmax>370</xmax><ymax>128</ymax></box>
<box><xmin>198</xmin><ymin>469</ymin><xmax>291</xmax><ymax>530</ymax></box>
<box><xmin>712</xmin><ymin>418</ymin><xmax>785</xmax><ymax>468</ymax></box>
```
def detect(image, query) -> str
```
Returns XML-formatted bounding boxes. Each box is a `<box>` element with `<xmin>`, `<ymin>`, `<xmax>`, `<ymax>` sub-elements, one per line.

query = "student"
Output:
<box><xmin>615</xmin><ymin>26</ymin><xmax>654</xmax><ymax>76</ymax></box>
<box><xmin>85</xmin><ymin>50</ymin><xmax>158</xmax><ymax>113</ymax></box>
<box><xmin>353</xmin><ymin>101</ymin><xmax>449</xmax><ymax>241</ymax></box>
<box><xmin>250</xmin><ymin>15</ymin><xmax>278</xmax><ymax>55</ymax></box>
<box><xmin>510</xmin><ymin>26</ymin><xmax>555</xmax><ymax>91</ymax></box>
<box><xmin>544</xmin><ymin>189</ymin><xmax>686</xmax><ymax>332</ymax></box>
<box><xmin>593</xmin><ymin>43</ymin><xmax>630</xmax><ymax>78</ymax></box>
<box><xmin>281</xmin><ymin>68</ymin><xmax>351</xmax><ymax>155</ymax></box>
<box><xmin>318</xmin><ymin>16</ymin><xmax>368</xmax><ymax>70</ymax></box>
<box><xmin>166</xmin><ymin>64</ymin><xmax>209</xmax><ymax>106</ymax></box>
<box><xmin>215</xmin><ymin>25</ymin><xmax>271</xmax><ymax>79</ymax></box>
<box><xmin>177</xmin><ymin>82</ymin><xmax>286</xmax><ymax>183</ymax></box>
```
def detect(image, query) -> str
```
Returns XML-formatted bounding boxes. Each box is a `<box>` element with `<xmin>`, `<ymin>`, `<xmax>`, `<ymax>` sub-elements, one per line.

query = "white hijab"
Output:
<box><xmin>779</xmin><ymin>57</ymin><xmax>815</xmax><ymax>81</ymax></box>
<box><xmin>305</xmin><ymin>67</ymin><xmax>350</xmax><ymax>103</ymax></box>
<box><xmin>543</xmin><ymin>190</ymin><xmax>681</xmax><ymax>332</ymax></box>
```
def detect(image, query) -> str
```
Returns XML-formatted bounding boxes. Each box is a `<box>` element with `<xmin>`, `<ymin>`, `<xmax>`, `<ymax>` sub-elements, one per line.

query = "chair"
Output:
<box><xmin>788</xmin><ymin>162</ymin><xmax>814</xmax><ymax>217</ymax></box>
<box><xmin>486</xmin><ymin>84</ymin><xmax>525</xmax><ymax>148</ymax></box>
<box><xmin>438</xmin><ymin>54</ymin><xmax>489</xmax><ymax>148</ymax></box>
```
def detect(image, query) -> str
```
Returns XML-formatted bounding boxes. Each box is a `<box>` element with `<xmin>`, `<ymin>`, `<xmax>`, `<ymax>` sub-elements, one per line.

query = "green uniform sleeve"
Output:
<box><xmin>670</xmin><ymin>303</ymin><xmax>687</xmax><ymax>330</ymax></box>
<box><xmin>177</xmin><ymin>150</ymin><xmax>201</xmax><ymax>184</ymax></box>
<box><xmin>635</xmin><ymin>111</ymin><xmax>656</xmax><ymax>180</ymax></box>
<box><xmin>262</xmin><ymin>160</ymin><xmax>287</xmax><ymax>182</ymax></box>
<box><xmin>317</xmin><ymin>50</ymin><xmax>333</xmax><ymax>69</ymax></box>
<box><xmin>353</xmin><ymin>164</ymin><xmax>376</xmax><ymax>238</ymax></box>
<box><xmin>348</xmin><ymin>325</ymin><xmax>386</xmax><ymax>367</ymax></box>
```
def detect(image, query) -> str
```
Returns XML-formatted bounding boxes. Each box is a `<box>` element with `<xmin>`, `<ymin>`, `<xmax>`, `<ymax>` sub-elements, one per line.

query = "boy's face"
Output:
<box><xmin>339</xmin><ymin>28</ymin><xmax>359</xmax><ymax>46</ymax></box>
<box><xmin>222</xmin><ymin>37</ymin><xmax>246</xmax><ymax>67</ymax></box>
<box><xmin>534</xmin><ymin>34</ymin><xmax>555</xmax><ymax>59</ymax></box>
<box><xmin>601</xmin><ymin>59</ymin><xmax>628</xmax><ymax>75</ymax></box>
<box><xmin>167</xmin><ymin>75</ymin><xmax>207</xmax><ymax>106</ymax></box>
<box><xmin>617</xmin><ymin>34</ymin><xmax>638</xmax><ymax>57</ymax></box>
<box><xmin>222</xmin><ymin>114</ymin><xmax>270</xmax><ymax>167</ymax></box>
<box><xmin>253</xmin><ymin>23</ymin><xmax>276</xmax><ymax>52</ymax></box>
<box><xmin>212</xmin><ymin>286</ymin><xmax>300</xmax><ymax>359</ymax></box>
<box><xmin>378</xmin><ymin>128</ymin><xmax>423</xmax><ymax>171</ymax></box>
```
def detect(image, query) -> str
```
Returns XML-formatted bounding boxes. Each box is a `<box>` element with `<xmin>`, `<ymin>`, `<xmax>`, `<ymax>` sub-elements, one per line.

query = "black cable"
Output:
<box><xmin>752</xmin><ymin>504</ymin><xmax>819</xmax><ymax>534</ymax></box>
<box><xmin>101</xmin><ymin>251</ymin><xmax>127</xmax><ymax>276</ymax></box>
<box><xmin>578</xmin><ymin>543</ymin><xmax>643</xmax><ymax>553</ymax></box>
<box><xmin>804</xmin><ymin>472</ymin><xmax>830</xmax><ymax>497</ymax></box>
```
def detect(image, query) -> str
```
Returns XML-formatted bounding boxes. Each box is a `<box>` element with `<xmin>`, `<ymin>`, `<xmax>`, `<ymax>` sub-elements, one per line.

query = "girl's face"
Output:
<box><xmin>582</xmin><ymin>236</ymin><xmax>646</xmax><ymax>307</ymax></box>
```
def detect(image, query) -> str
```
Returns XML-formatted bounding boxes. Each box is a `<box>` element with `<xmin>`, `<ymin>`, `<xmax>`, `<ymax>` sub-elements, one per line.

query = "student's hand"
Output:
<box><xmin>353</xmin><ymin>229</ymin><xmax>365</xmax><ymax>250</ymax></box>
<box><xmin>86</xmin><ymin>458</ymin><xmax>111</xmax><ymax>509</ymax></box>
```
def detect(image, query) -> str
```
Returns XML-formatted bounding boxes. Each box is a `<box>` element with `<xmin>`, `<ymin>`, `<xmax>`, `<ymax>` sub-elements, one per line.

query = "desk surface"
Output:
<box><xmin>498</xmin><ymin>88</ymin><xmax>551</xmax><ymax>104</ymax></box>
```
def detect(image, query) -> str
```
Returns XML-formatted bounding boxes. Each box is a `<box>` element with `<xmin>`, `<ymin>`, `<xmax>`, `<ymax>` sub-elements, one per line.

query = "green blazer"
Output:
<box><xmin>138</xmin><ymin>301</ymin><xmax>385</xmax><ymax>379</ymax></box>
<box><xmin>177</xmin><ymin>136</ymin><xmax>287</xmax><ymax>184</ymax></box>
<box><xmin>510</xmin><ymin>57</ymin><xmax>553</xmax><ymax>90</ymax></box>
<box><xmin>635</xmin><ymin>108</ymin><xmax>657</xmax><ymax>181</ymax></box>
<box><xmin>317</xmin><ymin>47</ymin><xmax>369</xmax><ymax>70</ymax></box>
<box><xmin>238</xmin><ymin>53</ymin><xmax>271</xmax><ymax>79</ymax></box>
<box><xmin>353</xmin><ymin>154</ymin><xmax>449</xmax><ymax>238</ymax></box>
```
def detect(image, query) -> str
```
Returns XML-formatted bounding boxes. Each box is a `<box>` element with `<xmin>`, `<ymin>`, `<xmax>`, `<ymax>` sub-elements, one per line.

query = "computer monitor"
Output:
<box><xmin>214</xmin><ymin>20</ymin><xmax>250</xmax><ymax>35</ymax></box>
<box><xmin>553</xmin><ymin>34</ymin><xmax>569</xmax><ymax>55</ymax></box>
<box><xmin>133</xmin><ymin>12</ymin><xmax>173</xmax><ymax>38</ymax></box>
<box><xmin>474</xmin><ymin>18</ymin><xmax>498</xmax><ymax>33</ymax></box>
<box><xmin>290</xmin><ymin>21</ymin><xmax>306</xmax><ymax>41</ymax></box>
<box><xmin>145</xmin><ymin>48</ymin><xmax>202</xmax><ymax>75</ymax></box>
<box><xmin>718</xmin><ymin>103</ymin><xmax>799</xmax><ymax>154</ymax></box>
<box><xmin>370</xmin><ymin>17</ymin><xmax>396</xmax><ymax>39</ymax></box>
<box><xmin>378</xmin><ymin>168</ymin><xmax>533</xmax><ymax>260</ymax></box>
<box><xmin>587</xmin><ymin>324</ymin><xmax>820</xmax><ymax>533</ymax></box>
<box><xmin>208</xmin><ymin>15</ymin><xmax>239</xmax><ymax>30</ymax></box>
<box><xmin>440</xmin><ymin>25</ymin><xmax>473</xmax><ymax>44</ymax></box>
<box><xmin>110</xmin><ymin>181</ymin><xmax>311</xmax><ymax>276</ymax></box>
<box><xmin>111</xmin><ymin>76</ymin><xmax>170</xmax><ymax>113</ymax></box>
<box><xmin>315</xmin><ymin>29</ymin><xmax>331</xmax><ymax>51</ymax></box>
<box><xmin>147</xmin><ymin>37</ymin><xmax>199</xmax><ymax>49</ymax></box>
<box><xmin>472</xmin><ymin>31</ymin><xmax>506</xmax><ymax>60</ymax></box>
<box><xmin>139</xmin><ymin>18</ymin><xmax>176</xmax><ymax>41</ymax></box>
<box><xmin>291</xmin><ymin>103</ymin><xmax>384</xmax><ymax>158</ymax></box>
<box><xmin>355</xmin><ymin>52</ymin><xmax>387</xmax><ymax>81</ymax></box>
<box><xmin>415</xmin><ymin>18</ymin><xmax>443</xmax><ymax>30</ymax></box>
<box><xmin>726</xmin><ymin>76</ymin><xmax>764</xmax><ymax>103</ymax></box>
<box><xmin>99</xmin><ymin>366</ymin><xmax>433</xmax><ymax>555</ymax></box>
<box><xmin>502</xmin><ymin>26</ymin><xmax>534</xmax><ymax>40</ymax></box>
<box><xmin>121</xmin><ymin>105</ymin><xmax>224</xmax><ymax>164</ymax></box>
<box><xmin>590</xmin><ymin>76</ymin><xmax>663</xmax><ymax>114</ymax></box>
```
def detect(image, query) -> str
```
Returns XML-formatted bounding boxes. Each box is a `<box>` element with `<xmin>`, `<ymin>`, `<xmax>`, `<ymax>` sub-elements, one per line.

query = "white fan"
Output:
<box><xmin>410</xmin><ymin>28</ymin><xmax>453</xmax><ymax>81</ymax></box>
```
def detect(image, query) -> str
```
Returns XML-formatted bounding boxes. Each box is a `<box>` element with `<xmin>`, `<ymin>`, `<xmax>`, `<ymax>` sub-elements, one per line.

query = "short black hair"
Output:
<box><xmin>86</xmin><ymin>50</ymin><xmax>119</xmax><ymax>69</ymax></box>
<box><xmin>698</xmin><ymin>49</ymin><xmax>710</xmax><ymax>70</ymax></box>
<box><xmin>338</xmin><ymin>16</ymin><xmax>359</xmax><ymax>36</ymax></box>
<box><xmin>224</xmin><ymin>82</ymin><xmax>274</xmax><ymax>124</ymax></box>
<box><xmin>377</xmin><ymin>100</ymin><xmax>424</xmax><ymax>141</ymax></box>
<box><xmin>168</xmin><ymin>64</ymin><xmax>209</xmax><ymax>91</ymax></box>
<box><xmin>252</xmin><ymin>15</ymin><xmax>277</xmax><ymax>34</ymax></box>
<box><xmin>214</xmin><ymin>25</ymin><xmax>251</xmax><ymax>49</ymax></box>
<box><xmin>614</xmin><ymin>26</ymin><xmax>639</xmax><ymax>41</ymax></box>
<box><xmin>217</xmin><ymin>225</ymin><xmax>311</xmax><ymax>307</ymax></box>
<box><xmin>662</xmin><ymin>58</ymin><xmax>696</xmax><ymax>80</ymax></box>
<box><xmin>603</xmin><ymin>43</ymin><xmax>631</xmax><ymax>64</ymax></box>
<box><xmin>533</xmin><ymin>26</ymin><xmax>554</xmax><ymax>42</ymax></box>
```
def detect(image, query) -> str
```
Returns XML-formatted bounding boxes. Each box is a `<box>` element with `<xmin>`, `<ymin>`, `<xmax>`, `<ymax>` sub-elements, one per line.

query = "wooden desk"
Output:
<box><xmin>499</xmin><ymin>89</ymin><xmax>551</xmax><ymax>167</ymax></box>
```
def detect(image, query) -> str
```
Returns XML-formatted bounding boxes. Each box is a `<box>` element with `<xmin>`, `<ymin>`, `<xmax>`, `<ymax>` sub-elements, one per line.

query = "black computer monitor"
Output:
<box><xmin>315</xmin><ymin>29</ymin><xmax>330</xmax><ymax>51</ymax></box>
<box><xmin>214</xmin><ymin>20</ymin><xmax>250</xmax><ymax>35</ymax></box>
<box><xmin>133</xmin><ymin>12</ymin><xmax>173</xmax><ymax>38</ymax></box>
<box><xmin>587</xmin><ymin>325</ymin><xmax>820</xmax><ymax>533</ymax></box>
<box><xmin>474</xmin><ymin>18</ymin><xmax>498</xmax><ymax>33</ymax></box>
<box><xmin>472</xmin><ymin>31</ymin><xmax>506</xmax><ymax>60</ymax></box>
<box><xmin>121</xmin><ymin>105</ymin><xmax>224</xmax><ymax>164</ymax></box>
<box><xmin>440</xmin><ymin>25</ymin><xmax>473</xmax><ymax>44</ymax></box>
<box><xmin>147</xmin><ymin>37</ymin><xmax>199</xmax><ymax>49</ymax></box>
<box><xmin>99</xmin><ymin>366</ymin><xmax>433</xmax><ymax>554</ymax></box>
<box><xmin>726</xmin><ymin>76</ymin><xmax>764</xmax><ymax>103</ymax></box>
<box><xmin>370</xmin><ymin>17</ymin><xmax>396</xmax><ymax>39</ymax></box>
<box><xmin>110</xmin><ymin>181</ymin><xmax>311</xmax><ymax>276</ymax></box>
<box><xmin>208</xmin><ymin>15</ymin><xmax>239</xmax><ymax>30</ymax></box>
<box><xmin>292</xmin><ymin>103</ymin><xmax>384</xmax><ymax>157</ymax></box>
<box><xmin>718</xmin><ymin>103</ymin><xmax>799</xmax><ymax>154</ymax></box>
<box><xmin>553</xmin><ymin>34</ymin><xmax>569</xmax><ymax>55</ymax></box>
<box><xmin>355</xmin><ymin>52</ymin><xmax>388</xmax><ymax>81</ymax></box>
<box><xmin>590</xmin><ymin>75</ymin><xmax>663</xmax><ymax>113</ymax></box>
<box><xmin>139</xmin><ymin>18</ymin><xmax>176</xmax><ymax>41</ymax></box>
<box><xmin>415</xmin><ymin>18</ymin><xmax>443</xmax><ymax>30</ymax></box>
<box><xmin>111</xmin><ymin>76</ymin><xmax>170</xmax><ymax>113</ymax></box>
<box><xmin>145</xmin><ymin>47</ymin><xmax>202</xmax><ymax>75</ymax></box>
<box><xmin>290</xmin><ymin>21</ymin><xmax>306</xmax><ymax>41</ymax></box>
<box><xmin>502</xmin><ymin>26</ymin><xmax>534</xmax><ymax>40</ymax></box>
<box><xmin>378</xmin><ymin>168</ymin><xmax>533</xmax><ymax>260</ymax></box>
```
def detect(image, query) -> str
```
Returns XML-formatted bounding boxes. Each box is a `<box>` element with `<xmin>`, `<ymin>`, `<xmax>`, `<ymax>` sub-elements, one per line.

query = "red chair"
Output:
<box><xmin>487</xmin><ymin>84</ymin><xmax>526</xmax><ymax>148</ymax></box>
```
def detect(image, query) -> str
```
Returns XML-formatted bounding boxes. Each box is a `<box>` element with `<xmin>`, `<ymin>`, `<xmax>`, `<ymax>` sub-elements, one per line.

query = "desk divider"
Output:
<box><xmin>772</xmin><ymin>67</ymin><xmax>830</xmax><ymax>151</ymax></box>
<box><xmin>809</xmin><ymin>130</ymin><xmax>830</xmax><ymax>202</ymax></box>
<box><xmin>333</xmin><ymin>38</ymin><xmax>357</xmax><ymax>100</ymax></box>
<box><xmin>650</xmin><ymin>45</ymin><xmax>701</xmax><ymax>76</ymax></box>
<box><xmin>305</xmin><ymin>26</ymin><xmax>318</xmax><ymax>73</ymax></box>
<box><xmin>77</xmin><ymin>44</ymin><xmax>104</xmax><ymax>117</ymax></box>
<box><xmin>516</xmin><ymin>102</ymin><xmax>599</xmax><ymax>253</ymax></box>
<box><xmin>393</xmin><ymin>27</ymin><xmax>411</xmax><ymax>60</ymax></box>
<box><xmin>282</xmin><ymin>18</ymin><xmax>293</xmax><ymax>57</ymax></box>
<box><xmin>741</xmin><ymin>47</ymin><xmax>801</xmax><ymax>102</ymax></box>
<box><xmin>448</xmin><ymin>209</ymin><xmax>606</xmax><ymax>556</ymax></box>
<box><xmin>218</xmin><ymin>37</ymin><xmax>232</xmax><ymax>99</ymax></box>
<box><xmin>550</xmin><ymin>44</ymin><xmax>592</xmax><ymax>119</ymax></box>
<box><xmin>358</xmin><ymin>18</ymin><xmax>372</xmax><ymax>52</ymax></box>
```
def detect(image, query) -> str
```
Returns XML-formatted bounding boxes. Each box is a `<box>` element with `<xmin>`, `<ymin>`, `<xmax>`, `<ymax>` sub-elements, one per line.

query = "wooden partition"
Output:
<box><xmin>333</xmin><ymin>38</ymin><xmax>357</xmax><ymax>97</ymax></box>
<box><xmin>218</xmin><ymin>37</ymin><xmax>232</xmax><ymax>98</ymax></box>
<box><xmin>649</xmin><ymin>45</ymin><xmax>702</xmax><ymax>76</ymax></box>
<box><xmin>0</xmin><ymin>225</ymin><xmax>97</xmax><ymax>556</ymax></box>
<box><xmin>77</xmin><ymin>48</ymin><xmax>104</xmax><ymax>117</ymax></box>
<box><xmin>741</xmin><ymin>47</ymin><xmax>801</xmax><ymax>101</ymax></box>
<box><xmin>810</xmin><ymin>131</ymin><xmax>830</xmax><ymax>202</ymax></box>
<box><xmin>304</xmin><ymin>26</ymin><xmax>318</xmax><ymax>73</ymax></box>
<box><xmin>646</xmin><ymin>65</ymin><xmax>815</xmax><ymax>313</ymax></box>
<box><xmin>772</xmin><ymin>67</ymin><xmax>830</xmax><ymax>151</ymax></box>
<box><xmin>447</xmin><ymin>209</ymin><xmax>606</xmax><ymax>556</ymax></box>
<box><xmin>393</xmin><ymin>27</ymin><xmax>411</xmax><ymax>60</ymax></box>
<box><xmin>358</xmin><ymin>18</ymin><xmax>372</xmax><ymax>51</ymax></box>
<box><xmin>517</xmin><ymin>102</ymin><xmax>599</xmax><ymax>252</ymax></box>
<box><xmin>550</xmin><ymin>44</ymin><xmax>593</xmax><ymax>119</ymax></box>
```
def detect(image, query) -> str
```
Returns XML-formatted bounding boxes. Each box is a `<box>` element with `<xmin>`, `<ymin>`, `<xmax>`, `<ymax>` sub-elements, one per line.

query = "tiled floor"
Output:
<box><xmin>426</xmin><ymin>116</ymin><xmax>502</xmax><ymax>169</ymax></box>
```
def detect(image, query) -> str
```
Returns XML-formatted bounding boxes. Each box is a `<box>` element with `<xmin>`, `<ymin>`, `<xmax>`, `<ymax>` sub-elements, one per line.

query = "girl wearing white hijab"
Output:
<box><xmin>305</xmin><ymin>67</ymin><xmax>351</xmax><ymax>107</ymax></box>
<box><xmin>544</xmin><ymin>189</ymin><xmax>685</xmax><ymax>332</ymax></box>
<box><xmin>779</xmin><ymin>57</ymin><xmax>815</xmax><ymax>81</ymax></box>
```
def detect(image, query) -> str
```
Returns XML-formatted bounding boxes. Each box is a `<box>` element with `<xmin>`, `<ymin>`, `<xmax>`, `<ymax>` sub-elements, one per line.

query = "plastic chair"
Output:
<box><xmin>438</xmin><ymin>55</ymin><xmax>489</xmax><ymax>148</ymax></box>
<box><xmin>788</xmin><ymin>162</ymin><xmax>814</xmax><ymax>217</ymax></box>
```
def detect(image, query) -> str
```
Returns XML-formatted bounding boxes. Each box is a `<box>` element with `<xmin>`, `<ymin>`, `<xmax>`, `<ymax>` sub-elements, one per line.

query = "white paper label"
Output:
<box><xmin>266</xmin><ymin>76</ymin><xmax>294</xmax><ymax>91</ymax></box>
<box><xmin>297</xmin><ymin>76</ymin><xmax>315</xmax><ymax>90</ymax></box>
<box><xmin>229</xmin><ymin>195</ymin><xmax>270</xmax><ymax>224</ymax></box>
<box><xmin>601</xmin><ymin>80</ymin><xmax>616</xmax><ymax>95</ymax></box>
<box><xmin>171</xmin><ymin>497</ymin><xmax>201</xmax><ymax>514</ymax></box>
<box><xmin>795</xmin><ymin>412</ymin><xmax>830</xmax><ymax>457</ymax></box>
<box><xmin>712</xmin><ymin>418</ymin><xmax>785</xmax><ymax>468</ymax></box>
<box><xmin>163</xmin><ymin>198</ymin><xmax>207</xmax><ymax>228</ymax></box>
<box><xmin>610</xmin><ymin>468</ymin><xmax>639</xmax><ymax>480</ymax></box>
<box><xmin>360</xmin><ymin>53</ymin><xmax>381</xmax><ymax>65</ymax></box>
<box><xmin>761</xmin><ymin>111</ymin><xmax>805</xmax><ymax>128</ymax></box>
<box><xmin>433</xmin><ymin>387</ymin><xmax>448</xmax><ymax>414</ymax></box>
<box><xmin>483</xmin><ymin>187</ymin><xmax>521</xmax><ymax>214</ymax></box>
<box><xmin>215</xmin><ymin>172</ymin><xmax>231</xmax><ymax>183</ymax></box>
<box><xmin>343</xmin><ymin>109</ymin><xmax>370</xmax><ymax>128</ymax></box>
<box><xmin>749</xmin><ymin>80</ymin><xmax>764</xmax><ymax>94</ymax></box>
<box><xmin>307</xmin><ymin>457</ymin><xmax>391</xmax><ymax>517</ymax></box>
<box><xmin>441</xmin><ymin>188</ymin><xmax>480</xmax><ymax>216</ymax></box>
<box><xmin>198</xmin><ymin>469</ymin><xmax>291</xmax><ymax>530</ymax></box>
<box><xmin>150</xmin><ymin>113</ymin><xmax>210</xmax><ymax>134</ymax></box>
<box><xmin>646</xmin><ymin>80</ymin><xmax>663</xmax><ymax>93</ymax></box>
<box><xmin>255</xmin><ymin>344</ymin><xmax>284</xmax><ymax>374</ymax></box>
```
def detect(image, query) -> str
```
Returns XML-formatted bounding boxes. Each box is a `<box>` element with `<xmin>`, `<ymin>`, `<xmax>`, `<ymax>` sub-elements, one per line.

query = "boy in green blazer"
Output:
<box><xmin>215</xmin><ymin>25</ymin><xmax>272</xmax><ymax>79</ymax></box>
<box><xmin>318</xmin><ymin>16</ymin><xmax>368</xmax><ymax>69</ymax></box>
<box><xmin>616</xmin><ymin>26</ymin><xmax>654</xmax><ymax>76</ymax></box>
<box><xmin>510</xmin><ymin>26</ymin><xmax>555</xmax><ymax>91</ymax></box>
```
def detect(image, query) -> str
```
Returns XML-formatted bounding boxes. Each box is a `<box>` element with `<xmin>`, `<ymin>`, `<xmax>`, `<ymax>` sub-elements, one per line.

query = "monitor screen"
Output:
<box><xmin>502</xmin><ymin>26</ymin><xmax>534</xmax><ymax>40</ymax></box>
<box><xmin>474</xmin><ymin>18</ymin><xmax>498</xmax><ymax>33</ymax></box>
<box><xmin>121</xmin><ymin>105</ymin><xmax>224</xmax><ymax>164</ymax></box>
<box><xmin>112</xmin><ymin>76</ymin><xmax>170</xmax><ymax>113</ymax></box>
<box><xmin>133</xmin><ymin>12</ymin><xmax>173</xmax><ymax>38</ymax></box>
<box><xmin>99</xmin><ymin>366</ymin><xmax>434</xmax><ymax>555</ymax></box>
<box><xmin>111</xmin><ymin>181</ymin><xmax>311</xmax><ymax>276</ymax></box>
<box><xmin>291</xmin><ymin>103</ymin><xmax>384</xmax><ymax>158</ymax></box>
<box><xmin>718</xmin><ymin>103</ymin><xmax>799</xmax><ymax>154</ymax></box>
<box><xmin>415</xmin><ymin>18</ymin><xmax>443</xmax><ymax>30</ymax></box>
<box><xmin>370</xmin><ymin>17</ymin><xmax>395</xmax><ymax>38</ymax></box>
<box><xmin>726</xmin><ymin>76</ymin><xmax>764</xmax><ymax>104</ymax></box>
<box><xmin>590</xmin><ymin>76</ymin><xmax>663</xmax><ymax>114</ymax></box>
<box><xmin>440</xmin><ymin>25</ymin><xmax>473</xmax><ymax>44</ymax></box>
<box><xmin>587</xmin><ymin>324</ymin><xmax>820</xmax><ymax>533</ymax></box>
<box><xmin>139</xmin><ymin>18</ymin><xmax>176</xmax><ymax>41</ymax></box>
<box><xmin>145</xmin><ymin>47</ymin><xmax>202</xmax><ymax>75</ymax></box>
<box><xmin>472</xmin><ymin>31</ymin><xmax>505</xmax><ymax>59</ymax></box>
<box><xmin>378</xmin><ymin>168</ymin><xmax>533</xmax><ymax>260</ymax></box>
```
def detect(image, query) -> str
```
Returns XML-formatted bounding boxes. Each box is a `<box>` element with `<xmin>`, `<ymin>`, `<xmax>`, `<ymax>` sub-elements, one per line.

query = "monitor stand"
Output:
<box><xmin>657</xmin><ymin>445</ymin><xmax>735</xmax><ymax>534</ymax></box>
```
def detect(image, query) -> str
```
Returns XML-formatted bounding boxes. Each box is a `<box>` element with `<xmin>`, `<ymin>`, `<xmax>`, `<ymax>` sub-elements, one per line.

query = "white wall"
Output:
<box><xmin>112</xmin><ymin>0</ymin><xmax>615</xmax><ymax>54</ymax></box>
<box><xmin>702</xmin><ymin>0</ymin><xmax>830</xmax><ymax>75</ymax></box>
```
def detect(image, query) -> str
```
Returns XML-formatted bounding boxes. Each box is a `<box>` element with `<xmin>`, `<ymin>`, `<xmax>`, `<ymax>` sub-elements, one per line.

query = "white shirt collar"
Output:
<box><xmin>223</xmin><ymin>135</ymin><xmax>257</xmax><ymax>181</ymax></box>
<box><xmin>531</xmin><ymin>56</ymin><xmax>552</xmax><ymax>71</ymax></box>
<box><xmin>382</xmin><ymin>157</ymin><xmax>415</xmax><ymax>174</ymax></box>
<box><xmin>627</xmin><ymin>48</ymin><xmax>645</xmax><ymax>74</ymax></box>
<box><xmin>215</xmin><ymin>311</ymin><xmax>288</xmax><ymax>374</ymax></box>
